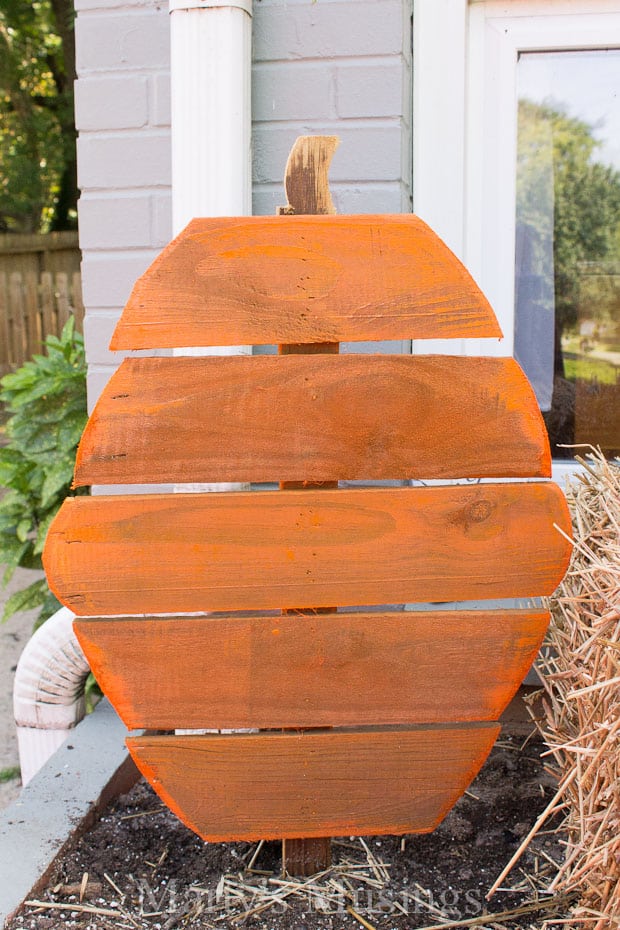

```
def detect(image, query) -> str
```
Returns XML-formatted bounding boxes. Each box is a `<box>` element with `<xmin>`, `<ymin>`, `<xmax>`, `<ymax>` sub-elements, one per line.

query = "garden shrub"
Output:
<box><xmin>0</xmin><ymin>317</ymin><xmax>88</xmax><ymax>627</ymax></box>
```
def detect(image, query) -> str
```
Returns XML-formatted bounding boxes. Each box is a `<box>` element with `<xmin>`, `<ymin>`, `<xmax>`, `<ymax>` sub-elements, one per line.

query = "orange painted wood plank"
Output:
<box><xmin>74</xmin><ymin>355</ymin><xmax>550</xmax><ymax>487</ymax></box>
<box><xmin>44</xmin><ymin>484</ymin><xmax>572</xmax><ymax>616</ymax></box>
<box><xmin>109</xmin><ymin>215</ymin><xmax>502</xmax><ymax>350</ymax></box>
<box><xmin>74</xmin><ymin>609</ymin><xmax>549</xmax><ymax>730</ymax></box>
<box><xmin>127</xmin><ymin>724</ymin><xmax>500</xmax><ymax>842</ymax></box>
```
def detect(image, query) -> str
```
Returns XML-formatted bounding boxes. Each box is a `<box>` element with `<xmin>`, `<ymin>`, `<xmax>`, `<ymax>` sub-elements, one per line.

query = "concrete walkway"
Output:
<box><xmin>0</xmin><ymin>565</ymin><xmax>43</xmax><ymax>810</ymax></box>
<box><xmin>0</xmin><ymin>698</ymin><xmax>137</xmax><ymax>926</ymax></box>
<box><xmin>0</xmin><ymin>420</ymin><xmax>45</xmax><ymax>810</ymax></box>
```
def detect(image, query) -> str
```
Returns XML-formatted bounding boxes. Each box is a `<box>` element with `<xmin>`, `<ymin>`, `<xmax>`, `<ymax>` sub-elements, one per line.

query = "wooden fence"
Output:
<box><xmin>0</xmin><ymin>271</ymin><xmax>84</xmax><ymax>375</ymax></box>
<box><xmin>0</xmin><ymin>231</ymin><xmax>81</xmax><ymax>278</ymax></box>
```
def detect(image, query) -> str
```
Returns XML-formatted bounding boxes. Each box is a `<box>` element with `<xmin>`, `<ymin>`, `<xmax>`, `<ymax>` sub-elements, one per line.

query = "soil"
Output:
<box><xmin>6</xmin><ymin>720</ymin><xmax>573</xmax><ymax>930</ymax></box>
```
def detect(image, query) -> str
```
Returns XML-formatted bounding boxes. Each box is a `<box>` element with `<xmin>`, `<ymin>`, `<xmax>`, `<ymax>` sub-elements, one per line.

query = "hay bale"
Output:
<box><xmin>534</xmin><ymin>449</ymin><xmax>619</xmax><ymax>929</ymax></box>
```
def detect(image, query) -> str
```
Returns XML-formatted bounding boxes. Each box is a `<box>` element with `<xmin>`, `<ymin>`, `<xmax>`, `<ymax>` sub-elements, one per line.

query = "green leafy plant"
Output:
<box><xmin>0</xmin><ymin>765</ymin><xmax>20</xmax><ymax>783</ymax></box>
<box><xmin>0</xmin><ymin>317</ymin><xmax>88</xmax><ymax>626</ymax></box>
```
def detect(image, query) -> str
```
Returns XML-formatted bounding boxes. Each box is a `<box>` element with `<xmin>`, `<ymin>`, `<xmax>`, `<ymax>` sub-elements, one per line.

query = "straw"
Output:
<box><xmin>490</xmin><ymin>449</ymin><xmax>619</xmax><ymax>929</ymax></box>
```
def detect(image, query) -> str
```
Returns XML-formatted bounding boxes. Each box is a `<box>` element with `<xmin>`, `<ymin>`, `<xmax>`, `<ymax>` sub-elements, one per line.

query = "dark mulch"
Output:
<box><xmin>6</xmin><ymin>722</ymin><xmax>573</xmax><ymax>930</ymax></box>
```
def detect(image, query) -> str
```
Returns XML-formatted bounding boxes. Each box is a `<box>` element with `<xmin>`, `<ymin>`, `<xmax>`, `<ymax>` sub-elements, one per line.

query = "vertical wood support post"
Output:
<box><xmin>277</xmin><ymin>136</ymin><xmax>339</xmax><ymax>877</ymax></box>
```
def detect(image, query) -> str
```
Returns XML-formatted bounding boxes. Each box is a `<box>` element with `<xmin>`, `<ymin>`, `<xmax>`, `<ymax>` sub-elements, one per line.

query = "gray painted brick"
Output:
<box><xmin>75</xmin><ymin>76</ymin><xmax>148</xmax><ymax>131</ymax></box>
<box><xmin>336</xmin><ymin>60</ymin><xmax>405</xmax><ymax>119</ymax></box>
<box><xmin>76</xmin><ymin>9</ymin><xmax>170</xmax><ymax>74</ymax></box>
<box><xmin>252</xmin><ymin>182</ymin><xmax>408</xmax><ymax>217</ymax></box>
<box><xmin>78</xmin><ymin>194</ymin><xmax>152</xmax><ymax>249</ymax></box>
<box><xmin>152</xmin><ymin>192</ymin><xmax>173</xmax><ymax>246</ymax></box>
<box><xmin>254</xmin><ymin>0</ymin><xmax>404</xmax><ymax>61</ymax></box>
<box><xmin>252</xmin><ymin>188</ymin><xmax>288</xmax><ymax>217</ymax></box>
<box><xmin>332</xmin><ymin>182</ymin><xmax>409</xmax><ymax>214</ymax></box>
<box><xmin>150</xmin><ymin>72</ymin><xmax>171</xmax><ymax>127</ymax></box>
<box><xmin>253</xmin><ymin>124</ymin><xmax>404</xmax><ymax>184</ymax></box>
<box><xmin>81</xmin><ymin>251</ymin><xmax>159</xmax><ymax>307</ymax></box>
<box><xmin>77</xmin><ymin>132</ymin><xmax>171</xmax><ymax>189</ymax></box>
<box><xmin>76</xmin><ymin>0</ymin><xmax>158</xmax><ymax>8</ymax></box>
<box><xmin>253</xmin><ymin>62</ymin><xmax>335</xmax><ymax>123</ymax></box>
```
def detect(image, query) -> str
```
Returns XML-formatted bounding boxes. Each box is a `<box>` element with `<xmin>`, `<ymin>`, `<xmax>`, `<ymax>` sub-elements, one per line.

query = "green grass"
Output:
<box><xmin>0</xmin><ymin>765</ymin><xmax>20</xmax><ymax>783</ymax></box>
<box><xmin>564</xmin><ymin>355</ymin><xmax>619</xmax><ymax>384</ymax></box>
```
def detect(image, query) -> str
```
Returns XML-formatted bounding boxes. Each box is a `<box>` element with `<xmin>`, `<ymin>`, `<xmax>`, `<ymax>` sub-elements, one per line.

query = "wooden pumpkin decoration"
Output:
<box><xmin>43</xmin><ymin>137</ymin><xmax>571</xmax><ymax>873</ymax></box>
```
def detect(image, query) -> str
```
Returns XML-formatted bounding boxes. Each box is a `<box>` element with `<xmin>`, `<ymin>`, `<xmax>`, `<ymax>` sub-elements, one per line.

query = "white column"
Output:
<box><xmin>169</xmin><ymin>0</ymin><xmax>252</xmax><ymax>234</ymax></box>
<box><xmin>169</xmin><ymin>0</ymin><xmax>253</xmax><ymax>487</ymax></box>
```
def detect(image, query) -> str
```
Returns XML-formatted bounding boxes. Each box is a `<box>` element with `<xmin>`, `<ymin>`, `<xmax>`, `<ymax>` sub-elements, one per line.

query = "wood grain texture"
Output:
<box><xmin>280</xmin><ymin>135</ymin><xmax>339</xmax><ymax>215</ymax></box>
<box><xmin>127</xmin><ymin>725</ymin><xmax>500</xmax><ymax>842</ymax></box>
<box><xmin>109</xmin><ymin>215</ymin><xmax>502</xmax><ymax>350</ymax></box>
<box><xmin>283</xmin><ymin>838</ymin><xmax>332</xmax><ymax>877</ymax></box>
<box><xmin>74</xmin><ymin>609</ymin><xmax>549</xmax><ymax>730</ymax></box>
<box><xmin>73</xmin><ymin>355</ymin><xmax>550</xmax><ymax>487</ymax></box>
<box><xmin>44</xmin><ymin>484</ymin><xmax>572</xmax><ymax>616</ymax></box>
<box><xmin>278</xmin><ymin>136</ymin><xmax>342</xmax><ymax>874</ymax></box>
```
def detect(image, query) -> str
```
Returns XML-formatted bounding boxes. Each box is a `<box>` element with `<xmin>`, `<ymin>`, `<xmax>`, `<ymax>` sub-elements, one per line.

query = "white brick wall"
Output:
<box><xmin>78</xmin><ymin>194</ymin><xmax>151</xmax><ymax>250</ymax></box>
<box><xmin>75</xmin><ymin>0</ymin><xmax>172</xmax><ymax>409</ymax></box>
<box><xmin>74</xmin><ymin>76</ymin><xmax>149</xmax><ymax>130</ymax></box>
<box><xmin>76</xmin><ymin>9</ymin><xmax>170</xmax><ymax>71</ymax></box>
<box><xmin>76</xmin><ymin>0</ymin><xmax>413</xmax><ymax>407</ymax></box>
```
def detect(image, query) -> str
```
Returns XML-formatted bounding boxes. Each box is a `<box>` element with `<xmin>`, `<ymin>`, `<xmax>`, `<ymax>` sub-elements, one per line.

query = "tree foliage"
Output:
<box><xmin>0</xmin><ymin>0</ymin><xmax>76</xmax><ymax>233</ymax></box>
<box><xmin>517</xmin><ymin>99</ymin><xmax>620</xmax><ymax>334</ymax></box>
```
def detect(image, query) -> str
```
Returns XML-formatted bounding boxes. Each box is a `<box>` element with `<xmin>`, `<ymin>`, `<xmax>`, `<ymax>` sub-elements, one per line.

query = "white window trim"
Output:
<box><xmin>413</xmin><ymin>0</ymin><xmax>620</xmax><ymax>482</ymax></box>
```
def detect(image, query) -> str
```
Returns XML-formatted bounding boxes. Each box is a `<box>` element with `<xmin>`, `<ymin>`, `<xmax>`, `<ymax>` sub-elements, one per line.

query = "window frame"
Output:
<box><xmin>412</xmin><ymin>0</ymin><xmax>620</xmax><ymax>480</ymax></box>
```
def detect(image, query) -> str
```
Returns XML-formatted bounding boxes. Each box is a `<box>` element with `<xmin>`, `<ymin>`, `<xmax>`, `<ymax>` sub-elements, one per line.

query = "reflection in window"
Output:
<box><xmin>515</xmin><ymin>50</ymin><xmax>620</xmax><ymax>458</ymax></box>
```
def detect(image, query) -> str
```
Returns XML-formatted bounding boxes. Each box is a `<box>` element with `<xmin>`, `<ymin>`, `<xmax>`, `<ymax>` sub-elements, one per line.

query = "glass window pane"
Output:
<box><xmin>515</xmin><ymin>50</ymin><xmax>620</xmax><ymax>458</ymax></box>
